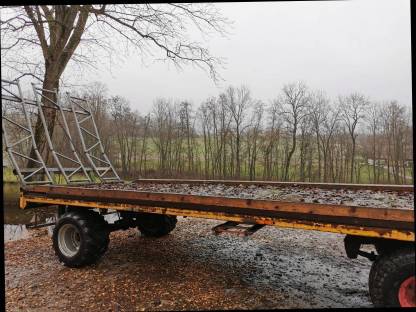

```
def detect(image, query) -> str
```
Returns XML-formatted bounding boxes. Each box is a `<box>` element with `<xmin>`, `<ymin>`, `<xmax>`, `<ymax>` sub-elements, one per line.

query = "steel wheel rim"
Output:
<box><xmin>398</xmin><ymin>276</ymin><xmax>416</xmax><ymax>307</ymax></box>
<box><xmin>58</xmin><ymin>223</ymin><xmax>81</xmax><ymax>257</ymax></box>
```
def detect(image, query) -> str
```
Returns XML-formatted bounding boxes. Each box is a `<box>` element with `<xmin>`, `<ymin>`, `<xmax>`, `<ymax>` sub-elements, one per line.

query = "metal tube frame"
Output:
<box><xmin>31</xmin><ymin>83</ymin><xmax>92</xmax><ymax>184</ymax></box>
<box><xmin>2</xmin><ymin>78</ymin><xmax>120</xmax><ymax>185</ymax></box>
<box><xmin>2</xmin><ymin>79</ymin><xmax>54</xmax><ymax>185</ymax></box>
<box><xmin>32</xmin><ymin>83</ymin><xmax>91</xmax><ymax>184</ymax></box>
<box><xmin>67</xmin><ymin>93</ymin><xmax>120</xmax><ymax>182</ymax></box>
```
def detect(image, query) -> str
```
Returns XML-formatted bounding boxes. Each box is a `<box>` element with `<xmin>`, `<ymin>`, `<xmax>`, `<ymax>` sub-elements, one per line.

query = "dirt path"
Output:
<box><xmin>5</xmin><ymin>217</ymin><xmax>373</xmax><ymax>311</ymax></box>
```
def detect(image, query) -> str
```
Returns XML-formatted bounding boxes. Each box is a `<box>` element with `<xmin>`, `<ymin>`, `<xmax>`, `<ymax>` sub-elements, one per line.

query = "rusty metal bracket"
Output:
<box><xmin>212</xmin><ymin>221</ymin><xmax>265</xmax><ymax>237</ymax></box>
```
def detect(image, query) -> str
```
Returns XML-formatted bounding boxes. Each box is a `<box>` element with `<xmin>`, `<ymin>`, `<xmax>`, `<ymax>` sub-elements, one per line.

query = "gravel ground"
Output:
<box><xmin>84</xmin><ymin>182</ymin><xmax>414</xmax><ymax>209</ymax></box>
<box><xmin>5</xmin><ymin>217</ymin><xmax>375</xmax><ymax>311</ymax></box>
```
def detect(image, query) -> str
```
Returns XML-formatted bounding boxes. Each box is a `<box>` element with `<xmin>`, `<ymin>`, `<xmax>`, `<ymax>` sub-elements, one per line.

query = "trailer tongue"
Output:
<box><xmin>3</xmin><ymin>78</ymin><xmax>415</xmax><ymax>308</ymax></box>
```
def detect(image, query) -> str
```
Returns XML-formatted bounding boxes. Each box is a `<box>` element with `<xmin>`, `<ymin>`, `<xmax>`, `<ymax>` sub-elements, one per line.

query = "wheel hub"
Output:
<box><xmin>398</xmin><ymin>276</ymin><xmax>416</xmax><ymax>307</ymax></box>
<box><xmin>58</xmin><ymin>223</ymin><xmax>81</xmax><ymax>257</ymax></box>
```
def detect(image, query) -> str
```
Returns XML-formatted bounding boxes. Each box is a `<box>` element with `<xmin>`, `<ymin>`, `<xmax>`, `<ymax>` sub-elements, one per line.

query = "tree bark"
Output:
<box><xmin>27</xmin><ymin>70</ymin><xmax>59</xmax><ymax>168</ymax></box>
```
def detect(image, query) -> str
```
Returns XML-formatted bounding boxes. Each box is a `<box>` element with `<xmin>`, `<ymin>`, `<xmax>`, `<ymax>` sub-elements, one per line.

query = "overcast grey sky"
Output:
<box><xmin>82</xmin><ymin>0</ymin><xmax>412</xmax><ymax>113</ymax></box>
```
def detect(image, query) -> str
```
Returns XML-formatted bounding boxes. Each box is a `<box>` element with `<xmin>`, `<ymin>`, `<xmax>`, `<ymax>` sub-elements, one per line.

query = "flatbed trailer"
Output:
<box><xmin>19</xmin><ymin>180</ymin><xmax>415</xmax><ymax>307</ymax></box>
<box><xmin>3</xmin><ymin>78</ymin><xmax>415</xmax><ymax>308</ymax></box>
<box><xmin>21</xmin><ymin>181</ymin><xmax>414</xmax><ymax>241</ymax></box>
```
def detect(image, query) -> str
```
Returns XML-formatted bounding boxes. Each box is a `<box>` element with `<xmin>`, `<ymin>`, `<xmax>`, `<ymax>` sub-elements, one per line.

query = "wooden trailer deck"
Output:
<box><xmin>19</xmin><ymin>179</ymin><xmax>415</xmax><ymax>242</ymax></box>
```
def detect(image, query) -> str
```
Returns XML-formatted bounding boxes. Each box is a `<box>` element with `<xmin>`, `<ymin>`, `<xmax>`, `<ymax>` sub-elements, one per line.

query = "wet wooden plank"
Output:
<box><xmin>132</xmin><ymin>178</ymin><xmax>414</xmax><ymax>193</ymax></box>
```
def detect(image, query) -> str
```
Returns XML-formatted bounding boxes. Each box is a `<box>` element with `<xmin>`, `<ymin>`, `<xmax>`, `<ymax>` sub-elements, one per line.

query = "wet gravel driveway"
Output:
<box><xmin>5</xmin><ymin>217</ymin><xmax>374</xmax><ymax>311</ymax></box>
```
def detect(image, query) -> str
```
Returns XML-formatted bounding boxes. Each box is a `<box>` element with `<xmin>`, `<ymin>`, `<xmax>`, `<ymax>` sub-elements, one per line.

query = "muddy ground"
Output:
<box><xmin>5</xmin><ymin>217</ymin><xmax>374</xmax><ymax>311</ymax></box>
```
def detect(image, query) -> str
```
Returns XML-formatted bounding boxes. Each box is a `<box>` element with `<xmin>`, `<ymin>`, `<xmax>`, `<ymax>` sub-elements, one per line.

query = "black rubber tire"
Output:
<box><xmin>137</xmin><ymin>214</ymin><xmax>177</xmax><ymax>238</ymax></box>
<box><xmin>374</xmin><ymin>240</ymin><xmax>403</xmax><ymax>256</ymax></box>
<box><xmin>369</xmin><ymin>247</ymin><xmax>415</xmax><ymax>307</ymax></box>
<box><xmin>52</xmin><ymin>209</ymin><xmax>109</xmax><ymax>268</ymax></box>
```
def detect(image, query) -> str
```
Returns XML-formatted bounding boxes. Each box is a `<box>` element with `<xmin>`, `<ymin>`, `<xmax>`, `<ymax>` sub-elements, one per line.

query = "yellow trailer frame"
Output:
<box><xmin>20</xmin><ymin>180</ymin><xmax>414</xmax><ymax>242</ymax></box>
<box><xmin>21</xmin><ymin>193</ymin><xmax>414</xmax><ymax>242</ymax></box>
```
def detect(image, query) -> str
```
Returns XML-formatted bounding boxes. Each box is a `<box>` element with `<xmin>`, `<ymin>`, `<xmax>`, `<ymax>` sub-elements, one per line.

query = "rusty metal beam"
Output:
<box><xmin>132</xmin><ymin>179</ymin><xmax>414</xmax><ymax>193</ymax></box>
<box><xmin>20</xmin><ymin>194</ymin><xmax>415</xmax><ymax>242</ymax></box>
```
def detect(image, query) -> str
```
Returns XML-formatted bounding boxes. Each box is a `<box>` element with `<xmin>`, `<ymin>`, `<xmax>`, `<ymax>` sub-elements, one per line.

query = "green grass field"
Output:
<box><xmin>3</xmin><ymin>167</ymin><xmax>18</xmax><ymax>183</ymax></box>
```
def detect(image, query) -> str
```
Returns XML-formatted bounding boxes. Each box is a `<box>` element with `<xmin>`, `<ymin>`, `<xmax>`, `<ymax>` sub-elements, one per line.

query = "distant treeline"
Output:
<box><xmin>3</xmin><ymin>81</ymin><xmax>413</xmax><ymax>184</ymax></box>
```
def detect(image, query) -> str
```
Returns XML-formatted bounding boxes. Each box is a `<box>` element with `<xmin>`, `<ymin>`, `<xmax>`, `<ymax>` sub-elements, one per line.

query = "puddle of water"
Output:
<box><xmin>3</xmin><ymin>183</ymin><xmax>56</xmax><ymax>242</ymax></box>
<box><xmin>4</xmin><ymin>224</ymin><xmax>30</xmax><ymax>241</ymax></box>
<box><xmin>4</xmin><ymin>183</ymin><xmax>33</xmax><ymax>222</ymax></box>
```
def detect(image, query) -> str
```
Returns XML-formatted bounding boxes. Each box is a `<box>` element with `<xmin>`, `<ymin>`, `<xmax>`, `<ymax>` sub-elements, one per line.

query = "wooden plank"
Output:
<box><xmin>132</xmin><ymin>178</ymin><xmax>414</xmax><ymax>193</ymax></box>
<box><xmin>24</xmin><ymin>185</ymin><xmax>414</xmax><ymax>223</ymax></box>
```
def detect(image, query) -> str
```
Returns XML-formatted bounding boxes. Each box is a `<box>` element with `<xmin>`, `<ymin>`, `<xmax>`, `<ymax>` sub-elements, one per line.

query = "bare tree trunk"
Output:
<box><xmin>350</xmin><ymin>137</ymin><xmax>356</xmax><ymax>183</ymax></box>
<box><xmin>316</xmin><ymin>134</ymin><xmax>322</xmax><ymax>181</ymax></box>
<box><xmin>284</xmin><ymin>123</ymin><xmax>297</xmax><ymax>181</ymax></box>
<box><xmin>27</xmin><ymin>71</ymin><xmax>59</xmax><ymax>168</ymax></box>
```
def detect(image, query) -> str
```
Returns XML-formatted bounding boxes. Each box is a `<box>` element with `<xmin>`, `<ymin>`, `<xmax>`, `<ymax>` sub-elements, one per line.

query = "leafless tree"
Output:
<box><xmin>365</xmin><ymin>102</ymin><xmax>382</xmax><ymax>183</ymax></box>
<box><xmin>198</xmin><ymin>100</ymin><xmax>212</xmax><ymax>178</ymax></box>
<box><xmin>319</xmin><ymin>105</ymin><xmax>340</xmax><ymax>182</ymax></box>
<box><xmin>138</xmin><ymin>114</ymin><xmax>150</xmax><ymax>176</ymax></box>
<box><xmin>79</xmin><ymin>82</ymin><xmax>111</xmax><ymax>151</ymax></box>
<box><xmin>109</xmin><ymin>96</ymin><xmax>139</xmax><ymax>177</ymax></box>
<box><xmin>245</xmin><ymin>101</ymin><xmax>264</xmax><ymax>180</ymax></box>
<box><xmin>151</xmin><ymin>98</ymin><xmax>173</xmax><ymax>175</ymax></box>
<box><xmin>309</xmin><ymin>90</ymin><xmax>329</xmax><ymax>181</ymax></box>
<box><xmin>224</xmin><ymin>85</ymin><xmax>252</xmax><ymax>178</ymax></box>
<box><xmin>380</xmin><ymin>101</ymin><xmax>412</xmax><ymax>184</ymax></box>
<box><xmin>338</xmin><ymin>93</ymin><xmax>369</xmax><ymax>183</ymax></box>
<box><xmin>4</xmin><ymin>75</ymin><xmax>412</xmax><ymax>184</ymax></box>
<box><xmin>276</xmin><ymin>82</ymin><xmax>310</xmax><ymax>181</ymax></box>
<box><xmin>298</xmin><ymin>113</ymin><xmax>313</xmax><ymax>182</ymax></box>
<box><xmin>179</xmin><ymin>101</ymin><xmax>196</xmax><ymax>174</ymax></box>
<box><xmin>1</xmin><ymin>4</ymin><xmax>230</xmax><ymax>166</ymax></box>
<box><xmin>261</xmin><ymin>99</ymin><xmax>283</xmax><ymax>180</ymax></box>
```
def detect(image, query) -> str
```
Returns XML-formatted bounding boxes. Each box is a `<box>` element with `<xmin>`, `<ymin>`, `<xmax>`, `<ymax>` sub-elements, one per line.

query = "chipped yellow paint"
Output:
<box><xmin>19</xmin><ymin>192</ymin><xmax>27</xmax><ymax>209</ymax></box>
<box><xmin>21</xmin><ymin>195</ymin><xmax>415</xmax><ymax>242</ymax></box>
